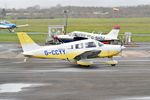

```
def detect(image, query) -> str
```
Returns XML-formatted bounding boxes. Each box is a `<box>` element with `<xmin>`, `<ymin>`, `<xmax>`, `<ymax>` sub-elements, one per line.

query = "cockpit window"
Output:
<box><xmin>0</xmin><ymin>21</ymin><xmax>10</xmax><ymax>24</ymax></box>
<box><xmin>85</xmin><ymin>42</ymin><xmax>96</xmax><ymax>48</ymax></box>
<box><xmin>98</xmin><ymin>42</ymin><xmax>103</xmax><ymax>47</ymax></box>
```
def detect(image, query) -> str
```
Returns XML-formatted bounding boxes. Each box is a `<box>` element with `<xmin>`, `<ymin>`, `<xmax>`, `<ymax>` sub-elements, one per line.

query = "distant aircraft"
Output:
<box><xmin>0</xmin><ymin>20</ymin><xmax>29</xmax><ymax>32</ymax></box>
<box><xmin>51</xmin><ymin>25</ymin><xmax>120</xmax><ymax>44</ymax></box>
<box><xmin>17</xmin><ymin>32</ymin><xmax>125</xmax><ymax>66</ymax></box>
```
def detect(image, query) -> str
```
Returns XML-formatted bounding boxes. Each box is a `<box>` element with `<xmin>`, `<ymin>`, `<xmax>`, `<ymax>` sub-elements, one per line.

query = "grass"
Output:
<box><xmin>0</xmin><ymin>34</ymin><xmax>18</xmax><ymax>42</ymax></box>
<box><xmin>0</xmin><ymin>34</ymin><xmax>47</xmax><ymax>43</ymax></box>
<box><xmin>9</xmin><ymin>18</ymin><xmax>150</xmax><ymax>34</ymax></box>
<box><xmin>132</xmin><ymin>36</ymin><xmax>150</xmax><ymax>42</ymax></box>
<box><xmin>0</xmin><ymin>18</ymin><xmax>150</xmax><ymax>42</ymax></box>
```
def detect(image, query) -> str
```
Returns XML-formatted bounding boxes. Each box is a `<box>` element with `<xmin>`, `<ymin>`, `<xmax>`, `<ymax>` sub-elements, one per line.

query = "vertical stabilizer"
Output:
<box><xmin>17</xmin><ymin>32</ymin><xmax>40</xmax><ymax>52</ymax></box>
<box><xmin>106</xmin><ymin>25</ymin><xmax>120</xmax><ymax>40</ymax></box>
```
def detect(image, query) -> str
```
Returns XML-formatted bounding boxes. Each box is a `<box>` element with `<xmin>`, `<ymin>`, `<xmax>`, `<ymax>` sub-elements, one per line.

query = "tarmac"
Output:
<box><xmin>0</xmin><ymin>42</ymin><xmax>149</xmax><ymax>100</ymax></box>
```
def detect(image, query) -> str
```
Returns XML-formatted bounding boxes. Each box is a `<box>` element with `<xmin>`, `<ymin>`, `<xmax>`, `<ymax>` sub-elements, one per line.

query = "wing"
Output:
<box><xmin>74</xmin><ymin>50</ymin><xmax>101</xmax><ymax>61</ymax></box>
<box><xmin>16</xmin><ymin>24</ymin><xmax>29</xmax><ymax>28</ymax></box>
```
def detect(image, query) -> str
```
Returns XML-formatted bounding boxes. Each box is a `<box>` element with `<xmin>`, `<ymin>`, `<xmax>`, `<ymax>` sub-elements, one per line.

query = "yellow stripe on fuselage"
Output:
<box><xmin>28</xmin><ymin>51</ymin><xmax>84</xmax><ymax>60</ymax></box>
<box><xmin>99</xmin><ymin>50</ymin><xmax>120</xmax><ymax>57</ymax></box>
<box><xmin>27</xmin><ymin>50</ymin><xmax>120</xmax><ymax>60</ymax></box>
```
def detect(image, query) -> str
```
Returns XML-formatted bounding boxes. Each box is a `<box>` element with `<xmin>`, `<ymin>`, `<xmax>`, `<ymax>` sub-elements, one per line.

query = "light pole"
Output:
<box><xmin>64</xmin><ymin>10</ymin><xmax>68</xmax><ymax>35</ymax></box>
<box><xmin>1</xmin><ymin>8</ymin><xmax>6</xmax><ymax>19</ymax></box>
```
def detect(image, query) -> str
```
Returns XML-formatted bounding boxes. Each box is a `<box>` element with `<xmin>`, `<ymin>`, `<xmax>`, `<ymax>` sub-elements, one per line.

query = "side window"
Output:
<box><xmin>74</xmin><ymin>33</ymin><xmax>78</xmax><ymax>36</ymax></box>
<box><xmin>75</xmin><ymin>43</ymin><xmax>83</xmax><ymax>49</ymax></box>
<box><xmin>85</xmin><ymin>42</ymin><xmax>96</xmax><ymax>48</ymax></box>
<box><xmin>68</xmin><ymin>45</ymin><xmax>74</xmax><ymax>49</ymax></box>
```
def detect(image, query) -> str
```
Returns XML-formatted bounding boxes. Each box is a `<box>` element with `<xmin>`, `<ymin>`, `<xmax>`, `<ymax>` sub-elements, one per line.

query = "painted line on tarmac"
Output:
<box><xmin>118</xmin><ymin>59</ymin><xmax>150</xmax><ymax>62</ymax></box>
<box><xmin>9</xmin><ymin>59</ymin><xmax>150</xmax><ymax>64</ymax></box>
<box><xmin>0</xmin><ymin>83</ymin><xmax>47</xmax><ymax>93</ymax></box>
<box><xmin>129</xmin><ymin>97</ymin><xmax>150</xmax><ymax>100</ymax></box>
<box><xmin>0</xmin><ymin>61</ymin><xmax>25</xmax><ymax>65</ymax></box>
<box><xmin>2</xmin><ymin>68</ymin><xmax>150</xmax><ymax>74</ymax></box>
<box><xmin>11</xmin><ymin>61</ymin><xmax>25</xmax><ymax>64</ymax></box>
<box><xmin>118</xmin><ymin>96</ymin><xmax>150</xmax><ymax>100</ymax></box>
<box><xmin>27</xmin><ymin>68</ymin><xmax>118</xmax><ymax>73</ymax></box>
<box><xmin>94</xmin><ymin>59</ymin><xmax>150</xmax><ymax>63</ymax></box>
<box><xmin>0</xmin><ymin>70</ymin><xmax>118</xmax><ymax>74</ymax></box>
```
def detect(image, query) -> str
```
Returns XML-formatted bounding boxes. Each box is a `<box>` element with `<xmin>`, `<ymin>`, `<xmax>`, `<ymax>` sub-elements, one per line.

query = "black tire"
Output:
<box><xmin>111</xmin><ymin>64</ymin><xmax>116</xmax><ymax>66</ymax></box>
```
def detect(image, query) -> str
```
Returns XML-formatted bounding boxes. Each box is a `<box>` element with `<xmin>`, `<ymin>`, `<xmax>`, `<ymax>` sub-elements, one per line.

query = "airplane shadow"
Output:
<box><xmin>67</xmin><ymin>64</ymin><xmax>101</xmax><ymax>69</ymax></box>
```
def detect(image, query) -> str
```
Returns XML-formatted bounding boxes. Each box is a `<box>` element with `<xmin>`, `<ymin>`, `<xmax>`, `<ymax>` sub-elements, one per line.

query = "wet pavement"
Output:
<box><xmin>0</xmin><ymin>42</ymin><xmax>149</xmax><ymax>100</ymax></box>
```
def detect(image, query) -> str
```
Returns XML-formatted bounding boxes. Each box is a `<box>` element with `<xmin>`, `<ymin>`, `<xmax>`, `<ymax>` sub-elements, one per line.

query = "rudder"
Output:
<box><xmin>106</xmin><ymin>25</ymin><xmax>120</xmax><ymax>40</ymax></box>
<box><xmin>17</xmin><ymin>32</ymin><xmax>40</xmax><ymax>52</ymax></box>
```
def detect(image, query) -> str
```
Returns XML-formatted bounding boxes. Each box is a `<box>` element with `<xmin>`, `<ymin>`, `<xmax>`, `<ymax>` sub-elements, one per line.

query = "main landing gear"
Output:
<box><xmin>76</xmin><ymin>60</ymin><xmax>93</xmax><ymax>67</ymax></box>
<box><xmin>105</xmin><ymin>57</ymin><xmax>118</xmax><ymax>66</ymax></box>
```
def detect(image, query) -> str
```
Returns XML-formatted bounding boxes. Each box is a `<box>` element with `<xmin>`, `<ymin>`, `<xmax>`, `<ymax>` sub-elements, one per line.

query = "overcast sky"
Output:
<box><xmin>0</xmin><ymin>0</ymin><xmax>150</xmax><ymax>9</ymax></box>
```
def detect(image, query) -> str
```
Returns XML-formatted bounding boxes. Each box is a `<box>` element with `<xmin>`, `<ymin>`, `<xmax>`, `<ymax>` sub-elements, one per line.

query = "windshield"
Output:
<box><xmin>97</xmin><ymin>42</ymin><xmax>104</xmax><ymax>47</ymax></box>
<box><xmin>0</xmin><ymin>21</ymin><xmax>11</xmax><ymax>24</ymax></box>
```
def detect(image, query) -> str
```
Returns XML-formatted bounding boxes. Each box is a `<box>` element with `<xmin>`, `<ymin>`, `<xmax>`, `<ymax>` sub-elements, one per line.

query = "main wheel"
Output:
<box><xmin>111</xmin><ymin>64</ymin><xmax>116</xmax><ymax>66</ymax></box>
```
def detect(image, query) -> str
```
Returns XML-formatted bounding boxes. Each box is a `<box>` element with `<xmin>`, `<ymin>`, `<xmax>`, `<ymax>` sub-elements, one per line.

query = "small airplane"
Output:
<box><xmin>51</xmin><ymin>25</ymin><xmax>120</xmax><ymax>44</ymax></box>
<box><xmin>0</xmin><ymin>20</ymin><xmax>29</xmax><ymax>32</ymax></box>
<box><xmin>17</xmin><ymin>32</ymin><xmax>125</xmax><ymax>66</ymax></box>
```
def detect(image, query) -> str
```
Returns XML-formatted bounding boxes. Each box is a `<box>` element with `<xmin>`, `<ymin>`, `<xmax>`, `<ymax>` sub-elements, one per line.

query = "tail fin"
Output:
<box><xmin>106</xmin><ymin>25</ymin><xmax>120</xmax><ymax>40</ymax></box>
<box><xmin>17</xmin><ymin>32</ymin><xmax>40</xmax><ymax>52</ymax></box>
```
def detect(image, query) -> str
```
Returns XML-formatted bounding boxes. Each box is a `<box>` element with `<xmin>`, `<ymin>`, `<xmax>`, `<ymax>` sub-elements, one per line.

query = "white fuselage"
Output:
<box><xmin>24</xmin><ymin>39</ymin><xmax>122</xmax><ymax>60</ymax></box>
